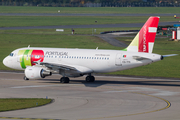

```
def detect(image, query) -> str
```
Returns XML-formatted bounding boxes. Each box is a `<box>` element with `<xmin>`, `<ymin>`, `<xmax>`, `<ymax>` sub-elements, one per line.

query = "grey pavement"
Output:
<box><xmin>96</xmin><ymin>34</ymin><xmax>128</xmax><ymax>48</ymax></box>
<box><xmin>0</xmin><ymin>72</ymin><xmax>179</xmax><ymax>120</ymax></box>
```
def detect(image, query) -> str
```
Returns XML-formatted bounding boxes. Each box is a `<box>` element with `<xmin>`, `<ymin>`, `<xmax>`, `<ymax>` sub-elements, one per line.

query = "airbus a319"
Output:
<box><xmin>3</xmin><ymin>16</ymin><xmax>177</xmax><ymax>83</ymax></box>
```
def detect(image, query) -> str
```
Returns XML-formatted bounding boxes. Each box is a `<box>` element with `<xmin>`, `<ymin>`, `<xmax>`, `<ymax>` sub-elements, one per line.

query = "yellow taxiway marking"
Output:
<box><xmin>0</xmin><ymin>86</ymin><xmax>171</xmax><ymax>120</ymax></box>
<box><xmin>78</xmin><ymin>92</ymin><xmax>171</xmax><ymax>120</ymax></box>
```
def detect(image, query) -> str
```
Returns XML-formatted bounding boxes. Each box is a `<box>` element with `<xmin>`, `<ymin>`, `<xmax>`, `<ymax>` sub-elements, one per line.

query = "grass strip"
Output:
<box><xmin>0</xmin><ymin>16</ymin><xmax>176</xmax><ymax>27</ymax></box>
<box><xmin>0</xmin><ymin>98</ymin><xmax>52</xmax><ymax>112</ymax></box>
<box><xmin>0</xmin><ymin>27</ymin><xmax>140</xmax><ymax>35</ymax></box>
<box><xmin>1</xmin><ymin>6</ymin><xmax>180</xmax><ymax>14</ymax></box>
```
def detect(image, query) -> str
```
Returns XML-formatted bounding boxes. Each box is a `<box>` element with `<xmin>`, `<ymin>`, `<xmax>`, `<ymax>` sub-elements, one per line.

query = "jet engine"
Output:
<box><xmin>25</xmin><ymin>66</ymin><xmax>52</xmax><ymax>79</ymax></box>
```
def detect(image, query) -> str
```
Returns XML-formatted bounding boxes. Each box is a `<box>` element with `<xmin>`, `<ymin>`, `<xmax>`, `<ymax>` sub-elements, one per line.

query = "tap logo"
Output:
<box><xmin>18</xmin><ymin>49</ymin><xmax>44</xmax><ymax>69</ymax></box>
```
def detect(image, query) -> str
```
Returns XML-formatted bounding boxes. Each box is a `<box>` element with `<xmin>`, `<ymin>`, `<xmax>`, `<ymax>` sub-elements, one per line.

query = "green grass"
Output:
<box><xmin>1</xmin><ymin>6</ymin><xmax>180</xmax><ymax>14</ymax></box>
<box><xmin>0</xmin><ymin>31</ymin><xmax>179</xmax><ymax>78</ymax></box>
<box><xmin>0</xmin><ymin>6</ymin><xmax>179</xmax><ymax>78</ymax></box>
<box><xmin>0</xmin><ymin>16</ymin><xmax>177</xmax><ymax>27</ymax></box>
<box><xmin>0</xmin><ymin>27</ymin><xmax>140</xmax><ymax>35</ymax></box>
<box><xmin>0</xmin><ymin>98</ymin><xmax>52</xmax><ymax>112</ymax></box>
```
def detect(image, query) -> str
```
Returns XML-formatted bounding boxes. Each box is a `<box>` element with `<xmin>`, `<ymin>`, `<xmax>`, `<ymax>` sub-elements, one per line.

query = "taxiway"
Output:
<box><xmin>0</xmin><ymin>72</ymin><xmax>179</xmax><ymax>120</ymax></box>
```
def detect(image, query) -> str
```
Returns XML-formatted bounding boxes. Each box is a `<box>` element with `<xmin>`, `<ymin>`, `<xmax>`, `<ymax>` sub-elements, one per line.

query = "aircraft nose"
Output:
<box><xmin>3</xmin><ymin>56</ymin><xmax>22</xmax><ymax>70</ymax></box>
<box><xmin>3</xmin><ymin>56</ymin><xmax>8</xmax><ymax>67</ymax></box>
<box><xmin>3</xmin><ymin>56</ymin><xmax>12</xmax><ymax>68</ymax></box>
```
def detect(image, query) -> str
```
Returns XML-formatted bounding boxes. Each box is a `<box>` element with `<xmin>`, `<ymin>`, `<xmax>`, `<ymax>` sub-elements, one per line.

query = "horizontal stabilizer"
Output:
<box><xmin>133</xmin><ymin>56</ymin><xmax>150</xmax><ymax>61</ymax></box>
<box><xmin>162</xmin><ymin>54</ymin><xmax>178</xmax><ymax>57</ymax></box>
<box><xmin>161</xmin><ymin>54</ymin><xmax>178</xmax><ymax>60</ymax></box>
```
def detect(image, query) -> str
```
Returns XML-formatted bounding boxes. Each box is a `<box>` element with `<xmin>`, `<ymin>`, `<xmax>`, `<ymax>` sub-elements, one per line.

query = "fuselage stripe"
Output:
<box><xmin>21</xmin><ymin>50</ymin><xmax>30</xmax><ymax>69</ymax></box>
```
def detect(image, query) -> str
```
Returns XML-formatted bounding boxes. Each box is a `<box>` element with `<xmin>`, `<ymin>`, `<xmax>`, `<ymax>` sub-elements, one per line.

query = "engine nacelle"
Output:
<box><xmin>25</xmin><ymin>66</ymin><xmax>52</xmax><ymax>79</ymax></box>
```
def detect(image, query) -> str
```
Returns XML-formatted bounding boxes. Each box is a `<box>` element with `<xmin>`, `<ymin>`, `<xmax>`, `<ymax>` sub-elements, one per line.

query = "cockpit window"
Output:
<box><xmin>9</xmin><ymin>53</ymin><xmax>14</xmax><ymax>56</ymax></box>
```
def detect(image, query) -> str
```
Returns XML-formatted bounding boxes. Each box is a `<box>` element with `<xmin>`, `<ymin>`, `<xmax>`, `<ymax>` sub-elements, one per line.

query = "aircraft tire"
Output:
<box><xmin>24</xmin><ymin>76</ymin><xmax>29</xmax><ymax>80</ymax></box>
<box><xmin>60</xmin><ymin>77</ymin><xmax>69</xmax><ymax>83</ymax></box>
<box><xmin>86</xmin><ymin>76</ymin><xmax>95</xmax><ymax>82</ymax></box>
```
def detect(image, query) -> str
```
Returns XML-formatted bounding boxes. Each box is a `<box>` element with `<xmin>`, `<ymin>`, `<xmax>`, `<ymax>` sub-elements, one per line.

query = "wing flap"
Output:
<box><xmin>40</xmin><ymin>62</ymin><xmax>93</xmax><ymax>74</ymax></box>
<box><xmin>41</xmin><ymin>62</ymin><xmax>77</xmax><ymax>71</ymax></box>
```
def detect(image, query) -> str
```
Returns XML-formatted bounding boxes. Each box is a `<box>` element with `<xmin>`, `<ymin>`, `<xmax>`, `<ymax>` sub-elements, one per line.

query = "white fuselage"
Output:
<box><xmin>3</xmin><ymin>47</ymin><xmax>162</xmax><ymax>75</ymax></box>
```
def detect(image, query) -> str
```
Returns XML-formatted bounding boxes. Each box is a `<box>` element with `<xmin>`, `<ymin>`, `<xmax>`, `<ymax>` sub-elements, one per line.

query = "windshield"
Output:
<box><xmin>9</xmin><ymin>53</ymin><xmax>14</xmax><ymax>57</ymax></box>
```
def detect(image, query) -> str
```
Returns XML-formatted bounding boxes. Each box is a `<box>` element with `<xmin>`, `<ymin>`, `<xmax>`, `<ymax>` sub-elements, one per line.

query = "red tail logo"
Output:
<box><xmin>123</xmin><ymin>16</ymin><xmax>160</xmax><ymax>53</ymax></box>
<box><xmin>138</xmin><ymin>17</ymin><xmax>159</xmax><ymax>53</ymax></box>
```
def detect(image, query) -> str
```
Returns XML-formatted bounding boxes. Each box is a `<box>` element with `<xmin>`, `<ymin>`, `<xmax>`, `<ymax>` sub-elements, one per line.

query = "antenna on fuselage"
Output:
<box><xmin>28</xmin><ymin>45</ymin><xmax>30</xmax><ymax>48</ymax></box>
<box><xmin>96</xmin><ymin>47</ymin><xmax>98</xmax><ymax>50</ymax></box>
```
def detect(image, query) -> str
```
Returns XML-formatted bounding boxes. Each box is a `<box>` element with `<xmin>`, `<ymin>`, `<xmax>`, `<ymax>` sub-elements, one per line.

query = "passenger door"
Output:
<box><xmin>115</xmin><ymin>53</ymin><xmax>122</xmax><ymax>66</ymax></box>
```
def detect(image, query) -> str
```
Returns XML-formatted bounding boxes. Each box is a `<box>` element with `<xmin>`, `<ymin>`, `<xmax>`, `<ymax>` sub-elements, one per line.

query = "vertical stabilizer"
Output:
<box><xmin>125</xmin><ymin>16</ymin><xmax>160</xmax><ymax>53</ymax></box>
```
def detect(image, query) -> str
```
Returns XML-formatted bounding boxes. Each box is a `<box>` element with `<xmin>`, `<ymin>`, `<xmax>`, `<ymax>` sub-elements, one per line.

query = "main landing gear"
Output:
<box><xmin>60</xmin><ymin>77</ymin><xmax>70</xmax><ymax>83</ymax></box>
<box><xmin>86</xmin><ymin>74</ymin><xmax>95</xmax><ymax>82</ymax></box>
<box><xmin>60</xmin><ymin>74</ymin><xmax>95</xmax><ymax>83</ymax></box>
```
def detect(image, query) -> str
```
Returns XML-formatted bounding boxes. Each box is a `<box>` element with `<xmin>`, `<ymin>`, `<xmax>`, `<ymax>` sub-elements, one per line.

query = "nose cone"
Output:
<box><xmin>3</xmin><ymin>56</ymin><xmax>23</xmax><ymax>70</ymax></box>
<box><xmin>3</xmin><ymin>56</ymin><xmax>10</xmax><ymax>68</ymax></box>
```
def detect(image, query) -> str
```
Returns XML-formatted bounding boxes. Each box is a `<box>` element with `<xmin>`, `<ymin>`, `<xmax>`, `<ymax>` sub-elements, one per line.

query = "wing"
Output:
<box><xmin>37</xmin><ymin>62</ymin><xmax>93</xmax><ymax>77</ymax></box>
<box><xmin>41</xmin><ymin>62</ymin><xmax>77</xmax><ymax>71</ymax></box>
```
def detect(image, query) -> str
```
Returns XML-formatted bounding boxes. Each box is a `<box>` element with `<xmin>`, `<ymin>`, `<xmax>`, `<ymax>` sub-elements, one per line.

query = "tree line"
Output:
<box><xmin>1</xmin><ymin>0</ymin><xmax>180</xmax><ymax>7</ymax></box>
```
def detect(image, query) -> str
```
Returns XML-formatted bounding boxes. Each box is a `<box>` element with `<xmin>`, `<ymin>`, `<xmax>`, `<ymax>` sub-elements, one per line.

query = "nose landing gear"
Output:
<box><xmin>24</xmin><ymin>76</ymin><xmax>29</xmax><ymax>80</ymax></box>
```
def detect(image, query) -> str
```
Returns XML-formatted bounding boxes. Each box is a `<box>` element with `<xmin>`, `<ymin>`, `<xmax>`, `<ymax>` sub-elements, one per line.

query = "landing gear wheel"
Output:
<box><xmin>86</xmin><ymin>76</ymin><xmax>95</xmax><ymax>82</ymax></box>
<box><xmin>24</xmin><ymin>76</ymin><xmax>29</xmax><ymax>80</ymax></box>
<box><xmin>60</xmin><ymin>77</ymin><xmax>69</xmax><ymax>83</ymax></box>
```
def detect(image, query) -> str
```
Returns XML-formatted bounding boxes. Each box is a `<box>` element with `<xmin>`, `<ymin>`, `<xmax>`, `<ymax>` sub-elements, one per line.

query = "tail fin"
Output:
<box><xmin>124</xmin><ymin>16</ymin><xmax>160</xmax><ymax>53</ymax></box>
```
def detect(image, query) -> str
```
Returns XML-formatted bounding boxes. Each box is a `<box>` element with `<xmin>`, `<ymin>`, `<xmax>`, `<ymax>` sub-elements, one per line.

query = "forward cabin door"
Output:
<box><xmin>115</xmin><ymin>53</ymin><xmax>122</xmax><ymax>66</ymax></box>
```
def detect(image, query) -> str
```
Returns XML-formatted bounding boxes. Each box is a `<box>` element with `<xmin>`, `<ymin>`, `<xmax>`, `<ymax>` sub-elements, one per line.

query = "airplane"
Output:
<box><xmin>3</xmin><ymin>16</ymin><xmax>177</xmax><ymax>83</ymax></box>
